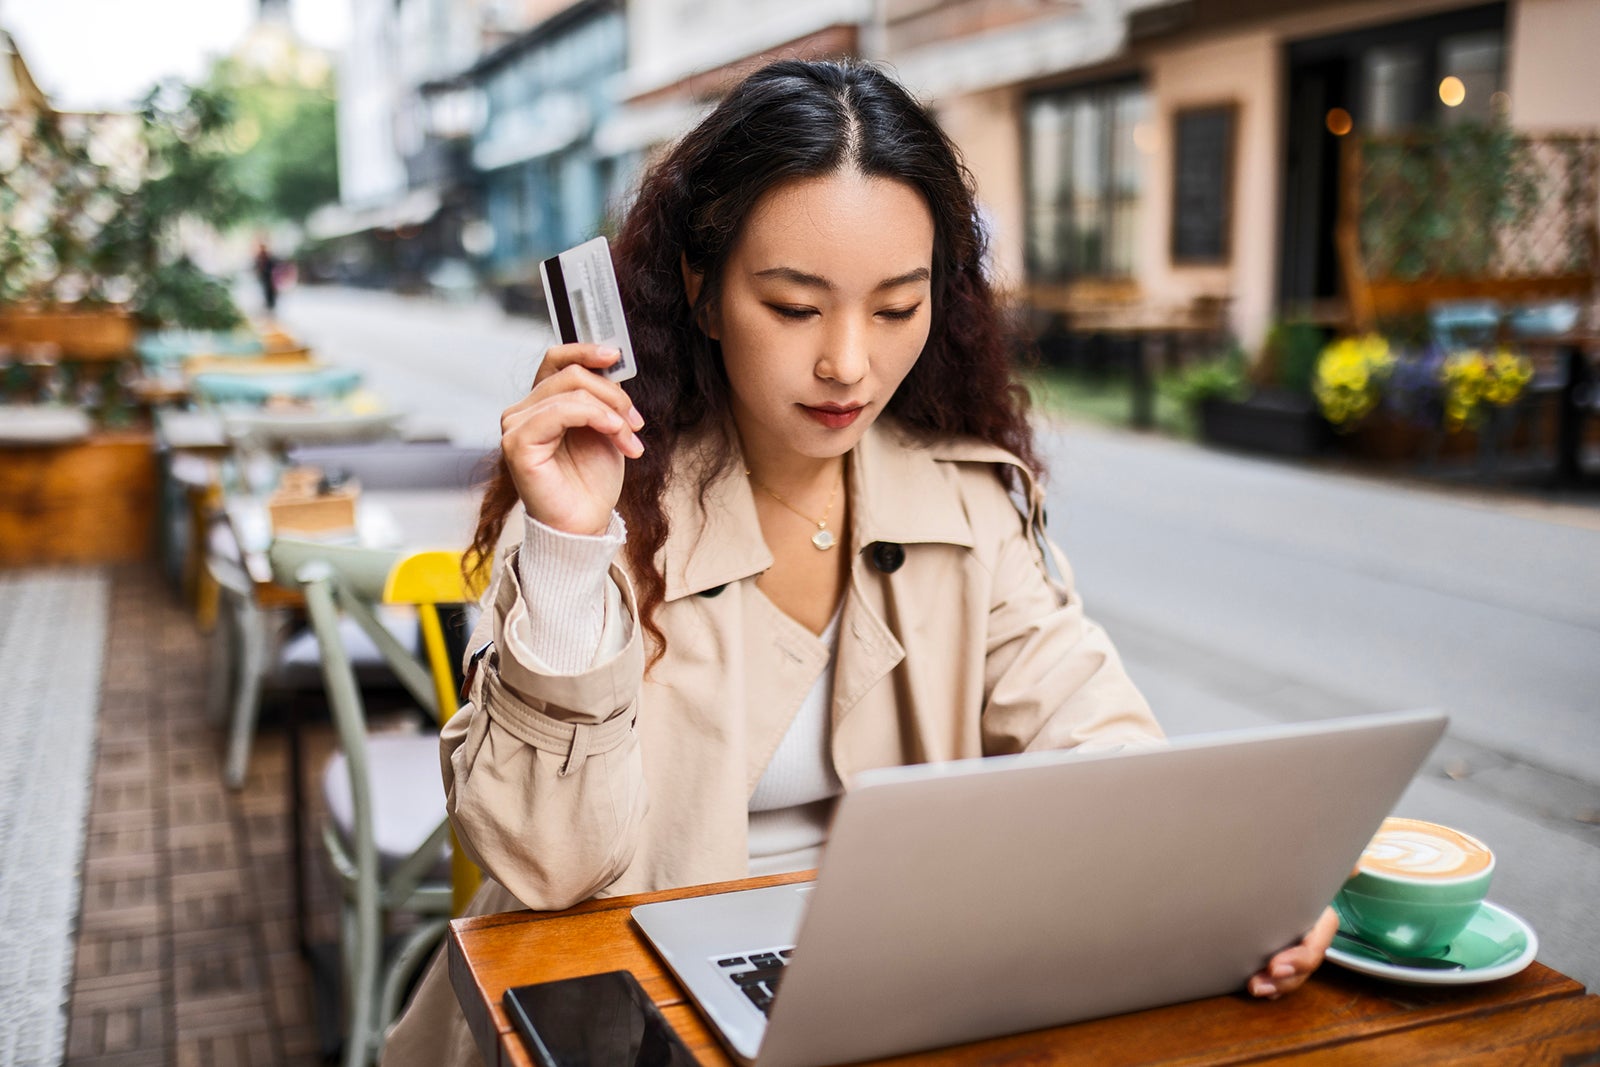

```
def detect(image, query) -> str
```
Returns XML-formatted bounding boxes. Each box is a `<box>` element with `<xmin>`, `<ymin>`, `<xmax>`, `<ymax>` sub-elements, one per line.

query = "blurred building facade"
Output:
<box><xmin>315</xmin><ymin>0</ymin><xmax>521</xmax><ymax>289</ymax></box>
<box><xmin>459</xmin><ymin>0</ymin><xmax>627</xmax><ymax>311</ymax></box>
<box><xmin>887</xmin><ymin>0</ymin><xmax>1600</xmax><ymax>351</ymax></box>
<box><xmin>325</xmin><ymin>0</ymin><xmax>1600</xmax><ymax>345</ymax></box>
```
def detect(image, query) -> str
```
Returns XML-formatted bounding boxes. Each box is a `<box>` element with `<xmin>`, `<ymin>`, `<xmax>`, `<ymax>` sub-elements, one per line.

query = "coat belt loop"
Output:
<box><xmin>559</xmin><ymin>722</ymin><xmax>592</xmax><ymax>777</ymax></box>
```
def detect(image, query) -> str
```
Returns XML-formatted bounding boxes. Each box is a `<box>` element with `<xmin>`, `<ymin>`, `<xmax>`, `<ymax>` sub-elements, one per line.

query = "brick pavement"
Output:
<box><xmin>65</xmin><ymin>565</ymin><xmax>335</xmax><ymax>1067</ymax></box>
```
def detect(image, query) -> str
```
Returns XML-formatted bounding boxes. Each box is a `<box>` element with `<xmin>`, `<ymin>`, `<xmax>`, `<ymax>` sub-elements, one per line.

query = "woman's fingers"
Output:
<box><xmin>502</xmin><ymin>389</ymin><xmax>643</xmax><ymax>461</ymax></box>
<box><xmin>1249</xmin><ymin>907</ymin><xmax>1339</xmax><ymax>999</ymax></box>
<box><xmin>504</xmin><ymin>358</ymin><xmax>643</xmax><ymax>437</ymax></box>
<box><xmin>533</xmin><ymin>342</ymin><xmax>627</xmax><ymax>386</ymax></box>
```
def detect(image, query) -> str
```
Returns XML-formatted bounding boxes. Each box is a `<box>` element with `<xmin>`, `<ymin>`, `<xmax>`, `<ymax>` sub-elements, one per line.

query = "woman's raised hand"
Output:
<box><xmin>500</xmin><ymin>343</ymin><xmax>644</xmax><ymax>536</ymax></box>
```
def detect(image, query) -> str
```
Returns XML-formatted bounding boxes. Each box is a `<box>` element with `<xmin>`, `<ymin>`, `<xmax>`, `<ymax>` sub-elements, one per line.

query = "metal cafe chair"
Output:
<box><xmin>203</xmin><ymin>504</ymin><xmax>420</xmax><ymax>790</ymax></box>
<box><xmin>269</xmin><ymin>538</ymin><xmax>483</xmax><ymax>1067</ymax></box>
<box><xmin>207</xmin><ymin>441</ymin><xmax>487</xmax><ymax>789</ymax></box>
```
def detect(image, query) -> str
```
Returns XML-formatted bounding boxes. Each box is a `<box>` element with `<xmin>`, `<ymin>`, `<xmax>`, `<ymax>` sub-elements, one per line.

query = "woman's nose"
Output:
<box><xmin>816</xmin><ymin>319</ymin><xmax>869</xmax><ymax>385</ymax></box>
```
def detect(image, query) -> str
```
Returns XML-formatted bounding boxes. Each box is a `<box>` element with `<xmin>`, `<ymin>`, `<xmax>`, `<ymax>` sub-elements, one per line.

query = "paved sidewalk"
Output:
<box><xmin>65</xmin><ymin>567</ymin><xmax>331</xmax><ymax>1067</ymax></box>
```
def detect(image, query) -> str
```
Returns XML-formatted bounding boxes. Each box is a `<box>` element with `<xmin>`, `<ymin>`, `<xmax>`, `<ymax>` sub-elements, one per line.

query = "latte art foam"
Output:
<box><xmin>1360</xmin><ymin>817</ymin><xmax>1493</xmax><ymax>880</ymax></box>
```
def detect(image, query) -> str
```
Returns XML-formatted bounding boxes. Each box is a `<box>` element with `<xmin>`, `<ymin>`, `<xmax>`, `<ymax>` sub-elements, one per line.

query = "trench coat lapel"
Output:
<box><xmin>659</xmin><ymin>446</ymin><xmax>771</xmax><ymax>602</ymax></box>
<box><xmin>656</xmin><ymin>420</ymin><xmax>1013</xmax><ymax>791</ymax></box>
<box><xmin>657</xmin><ymin>440</ymin><xmax>828</xmax><ymax>795</ymax></box>
<box><xmin>832</xmin><ymin>424</ymin><xmax>997</xmax><ymax>751</ymax></box>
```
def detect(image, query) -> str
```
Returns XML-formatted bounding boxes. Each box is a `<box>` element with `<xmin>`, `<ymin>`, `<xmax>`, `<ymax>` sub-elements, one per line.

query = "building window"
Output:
<box><xmin>1025</xmin><ymin>80</ymin><xmax>1148</xmax><ymax>281</ymax></box>
<box><xmin>1438</xmin><ymin>31</ymin><xmax>1504</xmax><ymax>124</ymax></box>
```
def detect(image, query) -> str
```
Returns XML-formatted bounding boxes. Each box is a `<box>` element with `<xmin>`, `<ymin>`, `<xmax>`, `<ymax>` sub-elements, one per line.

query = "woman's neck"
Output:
<box><xmin>740</xmin><ymin>440</ymin><xmax>846</xmax><ymax>500</ymax></box>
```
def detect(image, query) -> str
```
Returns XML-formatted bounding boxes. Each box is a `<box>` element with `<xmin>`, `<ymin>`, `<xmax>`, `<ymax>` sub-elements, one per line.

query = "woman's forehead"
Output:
<box><xmin>734</xmin><ymin>171</ymin><xmax>935</xmax><ymax>281</ymax></box>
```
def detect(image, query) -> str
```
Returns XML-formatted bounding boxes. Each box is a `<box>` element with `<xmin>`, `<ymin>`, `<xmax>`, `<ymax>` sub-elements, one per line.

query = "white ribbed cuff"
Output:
<box><xmin>516</xmin><ymin>511</ymin><xmax>627</xmax><ymax>674</ymax></box>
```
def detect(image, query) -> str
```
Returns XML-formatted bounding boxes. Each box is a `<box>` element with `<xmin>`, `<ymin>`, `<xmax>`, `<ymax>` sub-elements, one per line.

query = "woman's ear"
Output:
<box><xmin>679</xmin><ymin>254</ymin><xmax>719</xmax><ymax>340</ymax></box>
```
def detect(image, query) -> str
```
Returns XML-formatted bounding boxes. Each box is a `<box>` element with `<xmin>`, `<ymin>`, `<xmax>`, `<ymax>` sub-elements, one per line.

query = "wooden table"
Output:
<box><xmin>1037</xmin><ymin>302</ymin><xmax>1225</xmax><ymax>430</ymax></box>
<box><xmin>450</xmin><ymin>872</ymin><xmax>1600</xmax><ymax>1067</ymax></box>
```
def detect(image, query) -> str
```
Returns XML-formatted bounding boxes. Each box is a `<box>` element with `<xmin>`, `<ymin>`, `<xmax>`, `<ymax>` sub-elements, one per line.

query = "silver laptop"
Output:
<box><xmin>632</xmin><ymin>710</ymin><xmax>1446</xmax><ymax>1067</ymax></box>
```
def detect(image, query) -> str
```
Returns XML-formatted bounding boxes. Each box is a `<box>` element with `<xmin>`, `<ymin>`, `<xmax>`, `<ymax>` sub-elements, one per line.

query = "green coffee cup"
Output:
<box><xmin>1334</xmin><ymin>816</ymin><xmax>1494</xmax><ymax>958</ymax></box>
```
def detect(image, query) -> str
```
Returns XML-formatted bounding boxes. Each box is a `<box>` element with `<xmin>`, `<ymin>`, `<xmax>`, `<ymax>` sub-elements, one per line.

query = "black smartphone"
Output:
<box><xmin>502</xmin><ymin>970</ymin><xmax>699</xmax><ymax>1067</ymax></box>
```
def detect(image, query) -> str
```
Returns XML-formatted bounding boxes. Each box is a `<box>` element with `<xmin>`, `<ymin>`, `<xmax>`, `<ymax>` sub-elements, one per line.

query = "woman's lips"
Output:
<box><xmin>801</xmin><ymin>404</ymin><xmax>865</xmax><ymax>429</ymax></box>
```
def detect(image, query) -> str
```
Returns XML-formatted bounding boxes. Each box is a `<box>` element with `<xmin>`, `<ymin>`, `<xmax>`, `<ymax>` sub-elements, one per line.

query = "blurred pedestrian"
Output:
<box><xmin>253</xmin><ymin>240</ymin><xmax>278</xmax><ymax>314</ymax></box>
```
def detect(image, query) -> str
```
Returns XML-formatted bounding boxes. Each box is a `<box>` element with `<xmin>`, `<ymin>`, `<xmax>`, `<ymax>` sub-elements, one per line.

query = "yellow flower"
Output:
<box><xmin>1439</xmin><ymin>347</ymin><xmax>1532</xmax><ymax>429</ymax></box>
<box><xmin>1314</xmin><ymin>334</ymin><xmax>1392</xmax><ymax>427</ymax></box>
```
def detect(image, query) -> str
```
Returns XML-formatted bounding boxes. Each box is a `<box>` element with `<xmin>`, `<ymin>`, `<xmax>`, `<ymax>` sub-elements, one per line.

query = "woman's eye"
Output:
<box><xmin>768</xmin><ymin>304</ymin><xmax>818</xmax><ymax>321</ymax></box>
<box><xmin>878</xmin><ymin>304</ymin><xmax>922</xmax><ymax>322</ymax></box>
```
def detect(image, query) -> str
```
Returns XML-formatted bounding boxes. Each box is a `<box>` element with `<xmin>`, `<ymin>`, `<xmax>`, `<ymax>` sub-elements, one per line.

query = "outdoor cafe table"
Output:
<box><xmin>449</xmin><ymin>870</ymin><xmax>1600</xmax><ymax>1067</ymax></box>
<box><xmin>225</xmin><ymin>486</ymin><xmax>480</xmax><ymax>607</ymax></box>
<box><xmin>1052</xmin><ymin>302</ymin><xmax>1223</xmax><ymax>430</ymax></box>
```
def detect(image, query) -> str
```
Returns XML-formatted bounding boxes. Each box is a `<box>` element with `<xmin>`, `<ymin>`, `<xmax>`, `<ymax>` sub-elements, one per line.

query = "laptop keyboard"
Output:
<box><xmin>715</xmin><ymin>946</ymin><xmax>795</xmax><ymax>1016</ymax></box>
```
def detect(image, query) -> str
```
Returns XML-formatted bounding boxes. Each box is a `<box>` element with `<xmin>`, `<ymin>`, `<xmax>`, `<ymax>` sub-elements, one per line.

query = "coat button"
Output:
<box><xmin>698</xmin><ymin>584</ymin><xmax>726</xmax><ymax>598</ymax></box>
<box><xmin>870</xmin><ymin>542</ymin><xmax>905</xmax><ymax>573</ymax></box>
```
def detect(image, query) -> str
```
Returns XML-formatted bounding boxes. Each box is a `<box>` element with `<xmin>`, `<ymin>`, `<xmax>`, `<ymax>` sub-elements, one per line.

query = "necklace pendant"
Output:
<box><xmin>811</xmin><ymin>528</ymin><xmax>837</xmax><ymax>551</ymax></box>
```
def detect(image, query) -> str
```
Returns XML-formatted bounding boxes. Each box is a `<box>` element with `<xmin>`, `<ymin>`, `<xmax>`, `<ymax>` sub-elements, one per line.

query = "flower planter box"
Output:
<box><xmin>1339</xmin><ymin>411</ymin><xmax>1480</xmax><ymax>464</ymax></box>
<box><xmin>0</xmin><ymin>307</ymin><xmax>137</xmax><ymax>361</ymax></box>
<box><xmin>1197</xmin><ymin>393</ymin><xmax>1331</xmax><ymax>457</ymax></box>
<box><xmin>0</xmin><ymin>432</ymin><xmax>156</xmax><ymax>565</ymax></box>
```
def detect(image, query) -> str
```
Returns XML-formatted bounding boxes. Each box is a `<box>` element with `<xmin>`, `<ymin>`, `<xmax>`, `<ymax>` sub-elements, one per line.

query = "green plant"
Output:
<box><xmin>1360</xmin><ymin>122</ymin><xmax>1549</xmax><ymax>281</ymax></box>
<box><xmin>118</xmin><ymin>80</ymin><xmax>250</xmax><ymax>328</ymax></box>
<box><xmin>1258</xmin><ymin>321</ymin><xmax>1326</xmax><ymax>395</ymax></box>
<box><xmin>1170</xmin><ymin>348</ymin><xmax>1250</xmax><ymax>408</ymax></box>
<box><xmin>0</xmin><ymin>81</ymin><xmax>247</xmax><ymax>329</ymax></box>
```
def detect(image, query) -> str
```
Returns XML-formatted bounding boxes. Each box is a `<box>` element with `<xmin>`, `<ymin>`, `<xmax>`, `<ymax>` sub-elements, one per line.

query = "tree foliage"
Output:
<box><xmin>209</xmin><ymin>57</ymin><xmax>340</xmax><ymax>225</ymax></box>
<box><xmin>0</xmin><ymin>80</ymin><xmax>248</xmax><ymax>328</ymax></box>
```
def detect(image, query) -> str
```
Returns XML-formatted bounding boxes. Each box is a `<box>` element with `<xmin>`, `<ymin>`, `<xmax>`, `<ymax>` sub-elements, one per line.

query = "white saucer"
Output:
<box><xmin>1325</xmin><ymin>899</ymin><xmax>1538</xmax><ymax>986</ymax></box>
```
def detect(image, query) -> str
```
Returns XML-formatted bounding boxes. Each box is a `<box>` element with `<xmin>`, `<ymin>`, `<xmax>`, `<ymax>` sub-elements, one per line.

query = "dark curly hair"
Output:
<box><xmin>470</xmin><ymin>58</ymin><xmax>1040</xmax><ymax>664</ymax></box>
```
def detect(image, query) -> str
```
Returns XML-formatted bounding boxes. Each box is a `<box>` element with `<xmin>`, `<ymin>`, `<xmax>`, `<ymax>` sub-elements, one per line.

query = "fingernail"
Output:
<box><xmin>627</xmin><ymin>406</ymin><xmax>644</xmax><ymax>430</ymax></box>
<box><xmin>1272</xmin><ymin>963</ymin><xmax>1295</xmax><ymax>979</ymax></box>
<box><xmin>602</xmin><ymin>346</ymin><xmax>621</xmax><ymax>359</ymax></box>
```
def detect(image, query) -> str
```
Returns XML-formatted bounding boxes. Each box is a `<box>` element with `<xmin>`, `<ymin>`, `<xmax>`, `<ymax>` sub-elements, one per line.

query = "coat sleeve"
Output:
<box><xmin>439</xmin><ymin>545</ymin><xmax>649</xmax><ymax>911</ymax></box>
<box><xmin>967</xmin><ymin>467</ymin><xmax>1165</xmax><ymax>756</ymax></box>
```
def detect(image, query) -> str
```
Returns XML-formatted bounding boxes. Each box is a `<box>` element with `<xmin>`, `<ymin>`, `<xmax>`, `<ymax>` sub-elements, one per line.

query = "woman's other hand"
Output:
<box><xmin>500</xmin><ymin>343</ymin><xmax>644</xmax><ymax>536</ymax></box>
<box><xmin>1249</xmin><ymin>906</ymin><xmax>1338</xmax><ymax>999</ymax></box>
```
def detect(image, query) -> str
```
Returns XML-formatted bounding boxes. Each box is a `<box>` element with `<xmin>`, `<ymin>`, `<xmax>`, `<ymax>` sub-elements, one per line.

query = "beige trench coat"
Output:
<box><xmin>383</xmin><ymin>418</ymin><xmax>1162</xmax><ymax>1066</ymax></box>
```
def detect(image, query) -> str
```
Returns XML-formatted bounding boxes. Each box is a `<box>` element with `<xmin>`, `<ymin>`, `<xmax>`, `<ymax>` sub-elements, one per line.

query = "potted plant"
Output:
<box><xmin>1181</xmin><ymin>323</ymin><xmax>1334</xmax><ymax>456</ymax></box>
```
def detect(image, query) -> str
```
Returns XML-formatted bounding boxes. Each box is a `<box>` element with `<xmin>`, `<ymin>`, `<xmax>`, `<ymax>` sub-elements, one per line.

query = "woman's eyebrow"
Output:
<box><xmin>753</xmin><ymin>266</ymin><xmax>931</xmax><ymax>291</ymax></box>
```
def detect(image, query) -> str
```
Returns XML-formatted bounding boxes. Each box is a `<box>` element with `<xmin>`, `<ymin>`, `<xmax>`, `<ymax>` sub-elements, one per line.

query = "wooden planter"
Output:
<box><xmin>0</xmin><ymin>432</ymin><xmax>156</xmax><ymax>565</ymax></box>
<box><xmin>1198</xmin><ymin>393</ymin><xmax>1331</xmax><ymax>457</ymax></box>
<box><xmin>1338</xmin><ymin>411</ymin><xmax>1480</xmax><ymax>464</ymax></box>
<box><xmin>0</xmin><ymin>307</ymin><xmax>136</xmax><ymax>361</ymax></box>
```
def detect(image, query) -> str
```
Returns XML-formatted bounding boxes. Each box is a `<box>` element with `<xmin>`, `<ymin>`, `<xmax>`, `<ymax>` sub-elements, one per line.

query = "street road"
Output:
<box><xmin>277</xmin><ymin>285</ymin><xmax>1600</xmax><ymax>989</ymax></box>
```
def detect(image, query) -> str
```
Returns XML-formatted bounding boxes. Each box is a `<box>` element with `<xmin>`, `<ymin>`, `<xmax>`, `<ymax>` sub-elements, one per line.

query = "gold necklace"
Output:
<box><xmin>746</xmin><ymin>467</ymin><xmax>843</xmax><ymax>551</ymax></box>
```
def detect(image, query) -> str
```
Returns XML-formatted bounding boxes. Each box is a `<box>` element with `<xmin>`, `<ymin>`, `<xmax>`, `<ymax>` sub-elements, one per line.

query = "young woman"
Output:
<box><xmin>384</xmin><ymin>58</ymin><xmax>1334</xmax><ymax>1066</ymax></box>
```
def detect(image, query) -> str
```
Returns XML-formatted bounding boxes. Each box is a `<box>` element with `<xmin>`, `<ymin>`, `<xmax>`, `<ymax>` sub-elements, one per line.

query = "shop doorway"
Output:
<box><xmin>1277</xmin><ymin>3</ymin><xmax>1507</xmax><ymax>316</ymax></box>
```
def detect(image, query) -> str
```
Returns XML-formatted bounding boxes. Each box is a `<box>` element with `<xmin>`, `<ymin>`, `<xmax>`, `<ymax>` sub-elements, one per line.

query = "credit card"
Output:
<box><xmin>538</xmin><ymin>236</ymin><xmax>637</xmax><ymax>383</ymax></box>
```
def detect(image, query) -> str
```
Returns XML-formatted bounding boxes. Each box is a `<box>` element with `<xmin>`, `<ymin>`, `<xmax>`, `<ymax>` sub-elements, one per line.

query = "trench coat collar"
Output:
<box><xmin>661</xmin><ymin>417</ymin><xmax>1016</xmax><ymax>601</ymax></box>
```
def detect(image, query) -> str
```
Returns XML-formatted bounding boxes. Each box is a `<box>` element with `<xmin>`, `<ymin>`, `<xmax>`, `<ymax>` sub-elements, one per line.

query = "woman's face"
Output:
<box><xmin>696</xmin><ymin>169</ymin><xmax>936</xmax><ymax>467</ymax></box>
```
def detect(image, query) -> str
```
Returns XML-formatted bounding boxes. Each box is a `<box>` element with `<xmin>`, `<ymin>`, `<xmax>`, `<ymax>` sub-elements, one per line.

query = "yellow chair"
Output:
<box><xmin>270</xmin><ymin>540</ymin><xmax>485</xmax><ymax>1067</ymax></box>
<box><xmin>381</xmin><ymin>549</ymin><xmax>486</xmax><ymax>913</ymax></box>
